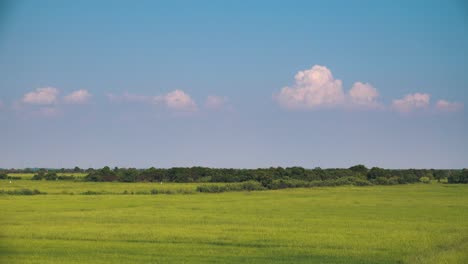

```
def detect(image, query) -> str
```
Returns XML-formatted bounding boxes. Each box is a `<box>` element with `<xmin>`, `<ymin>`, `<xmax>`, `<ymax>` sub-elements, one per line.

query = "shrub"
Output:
<box><xmin>31</xmin><ymin>174</ymin><xmax>44</xmax><ymax>180</ymax></box>
<box><xmin>353</xmin><ymin>178</ymin><xmax>373</xmax><ymax>186</ymax></box>
<box><xmin>234</xmin><ymin>181</ymin><xmax>265</xmax><ymax>191</ymax></box>
<box><xmin>57</xmin><ymin>175</ymin><xmax>75</xmax><ymax>180</ymax></box>
<box><xmin>81</xmin><ymin>191</ymin><xmax>103</xmax><ymax>195</ymax></box>
<box><xmin>0</xmin><ymin>173</ymin><xmax>7</xmax><ymax>179</ymax></box>
<box><xmin>374</xmin><ymin>177</ymin><xmax>390</xmax><ymax>185</ymax></box>
<box><xmin>44</xmin><ymin>172</ymin><xmax>58</xmax><ymax>181</ymax></box>
<box><xmin>197</xmin><ymin>181</ymin><xmax>266</xmax><ymax>193</ymax></box>
<box><xmin>387</xmin><ymin>177</ymin><xmax>400</xmax><ymax>185</ymax></box>
<box><xmin>419</xmin><ymin>176</ymin><xmax>431</xmax><ymax>184</ymax></box>
<box><xmin>0</xmin><ymin>189</ymin><xmax>43</xmax><ymax>195</ymax></box>
<box><xmin>197</xmin><ymin>184</ymin><xmax>227</xmax><ymax>193</ymax></box>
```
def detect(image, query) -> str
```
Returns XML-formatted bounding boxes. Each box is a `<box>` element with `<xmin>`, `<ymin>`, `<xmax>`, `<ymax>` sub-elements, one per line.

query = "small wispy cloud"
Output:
<box><xmin>154</xmin><ymin>90</ymin><xmax>198</xmax><ymax>112</ymax></box>
<box><xmin>435</xmin><ymin>99</ymin><xmax>464</xmax><ymax>112</ymax></box>
<box><xmin>15</xmin><ymin>87</ymin><xmax>90</xmax><ymax>117</ymax></box>
<box><xmin>22</xmin><ymin>87</ymin><xmax>59</xmax><ymax>105</ymax></box>
<box><xmin>108</xmin><ymin>90</ymin><xmax>198</xmax><ymax>112</ymax></box>
<box><xmin>391</xmin><ymin>93</ymin><xmax>431</xmax><ymax>113</ymax></box>
<box><xmin>63</xmin><ymin>89</ymin><xmax>92</xmax><ymax>104</ymax></box>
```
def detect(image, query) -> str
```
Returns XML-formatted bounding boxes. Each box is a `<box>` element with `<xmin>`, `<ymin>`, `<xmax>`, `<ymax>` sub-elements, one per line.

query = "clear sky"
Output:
<box><xmin>1</xmin><ymin>0</ymin><xmax>467</xmax><ymax>169</ymax></box>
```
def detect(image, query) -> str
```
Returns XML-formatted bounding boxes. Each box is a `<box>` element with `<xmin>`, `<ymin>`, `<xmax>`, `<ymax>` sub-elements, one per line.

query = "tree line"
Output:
<box><xmin>2</xmin><ymin>166</ymin><xmax>466</xmax><ymax>186</ymax></box>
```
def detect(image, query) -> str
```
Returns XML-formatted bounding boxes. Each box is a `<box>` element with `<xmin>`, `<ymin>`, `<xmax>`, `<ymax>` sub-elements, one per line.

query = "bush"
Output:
<box><xmin>234</xmin><ymin>181</ymin><xmax>265</xmax><ymax>191</ymax></box>
<box><xmin>197</xmin><ymin>184</ymin><xmax>227</xmax><ymax>193</ymax></box>
<box><xmin>31</xmin><ymin>174</ymin><xmax>44</xmax><ymax>180</ymax></box>
<box><xmin>419</xmin><ymin>176</ymin><xmax>431</xmax><ymax>184</ymax></box>
<box><xmin>373</xmin><ymin>177</ymin><xmax>390</xmax><ymax>185</ymax></box>
<box><xmin>57</xmin><ymin>175</ymin><xmax>75</xmax><ymax>180</ymax></box>
<box><xmin>387</xmin><ymin>177</ymin><xmax>400</xmax><ymax>185</ymax></box>
<box><xmin>0</xmin><ymin>173</ymin><xmax>7</xmax><ymax>179</ymax></box>
<box><xmin>45</xmin><ymin>172</ymin><xmax>58</xmax><ymax>181</ymax></box>
<box><xmin>197</xmin><ymin>181</ymin><xmax>265</xmax><ymax>193</ymax></box>
<box><xmin>353</xmin><ymin>178</ymin><xmax>373</xmax><ymax>186</ymax></box>
<box><xmin>81</xmin><ymin>191</ymin><xmax>103</xmax><ymax>195</ymax></box>
<box><xmin>0</xmin><ymin>189</ymin><xmax>43</xmax><ymax>195</ymax></box>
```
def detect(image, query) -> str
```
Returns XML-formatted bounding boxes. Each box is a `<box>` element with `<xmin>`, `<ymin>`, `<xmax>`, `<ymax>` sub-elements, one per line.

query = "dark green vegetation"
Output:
<box><xmin>2</xmin><ymin>166</ymin><xmax>465</xmax><ymax>195</ymax></box>
<box><xmin>1</xmin><ymin>183</ymin><xmax>467</xmax><ymax>263</ymax></box>
<box><xmin>448</xmin><ymin>168</ymin><xmax>468</xmax><ymax>184</ymax></box>
<box><xmin>0</xmin><ymin>188</ymin><xmax>43</xmax><ymax>195</ymax></box>
<box><xmin>81</xmin><ymin>166</ymin><xmax>461</xmax><ymax>186</ymax></box>
<box><xmin>5</xmin><ymin>165</ymin><xmax>461</xmax><ymax>187</ymax></box>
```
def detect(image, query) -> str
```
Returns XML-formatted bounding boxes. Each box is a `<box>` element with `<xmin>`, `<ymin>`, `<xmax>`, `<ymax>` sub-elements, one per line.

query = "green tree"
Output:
<box><xmin>349</xmin><ymin>165</ymin><xmax>368</xmax><ymax>175</ymax></box>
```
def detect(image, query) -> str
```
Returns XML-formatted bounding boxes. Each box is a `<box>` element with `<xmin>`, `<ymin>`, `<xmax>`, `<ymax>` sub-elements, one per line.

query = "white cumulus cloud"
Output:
<box><xmin>64</xmin><ymin>89</ymin><xmax>92</xmax><ymax>104</ymax></box>
<box><xmin>348</xmin><ymin>82</ymin><xmax>382</xmax><ymax>109</ymax></box>
<box><xmin>275</xmin><ymin>65</ymin><xmax>345</xmax><ymax>109</ymax></box>
<box><xmin>22</xmin><ymin>87</ymin><xmax>59</xmax><ymax>105</ymax></box>
<box><xmin>205</xmin><ymin>95</ymin><xmax>227</xmax><ymax>110</ymax></box>
<box><xmin>392</xmin><ymin>93</ymin><xmax>431</xmax><ymax>113</ymax></box>
<box><xmin>436</xmin><ymin>100</ymin><xmax>463</xmax><ymax>112</ymax></box>
<box><xmin>154</xmin><ymin>90</ymin><xmax>197</xmax><ymax>112</ymax></box>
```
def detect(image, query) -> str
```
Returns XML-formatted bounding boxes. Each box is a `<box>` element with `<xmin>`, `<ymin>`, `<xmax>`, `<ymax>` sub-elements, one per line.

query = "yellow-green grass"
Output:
<box><xmin>7</xmin><ymin>173</ymin><xmax>88</xmax><ymax>180</ymax></box>
<box><xmin>1</xmin><ymin>184</ymin><xmax>467</xmax><ymax>263</ymax></box>
<box><xmin>0</xmin><ymin>180</ymin><xmax>204</xmax><ymax>194</ymax></box>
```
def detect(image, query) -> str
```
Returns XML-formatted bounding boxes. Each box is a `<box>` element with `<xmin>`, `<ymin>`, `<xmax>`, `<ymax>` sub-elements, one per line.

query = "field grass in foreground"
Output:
<box><xmin>1</xmin><ymin>184</ymin><xmax>467</xmax><ymax>263</ymax></box>
<box><xmin>0</xmin><ymin>180</ymin><xmax>201</xmax><ymax>194</ymax></box>
<box><xmin>7</xmin><ymin>173</ymin><xmax>87</xmax><ymax>180</ymax></box>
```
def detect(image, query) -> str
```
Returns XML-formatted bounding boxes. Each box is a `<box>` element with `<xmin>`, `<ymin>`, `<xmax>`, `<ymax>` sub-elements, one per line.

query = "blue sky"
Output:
<box><xmin>0</xmin><ymin>0</ymin><xmax>467</xmax><ymax>169</ymax></box>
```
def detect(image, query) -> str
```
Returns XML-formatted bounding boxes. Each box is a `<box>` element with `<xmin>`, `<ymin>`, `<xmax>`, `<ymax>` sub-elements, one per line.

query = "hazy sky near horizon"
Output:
<box><xmin>1</xmin><ymin>0</ymin><xmax>467</xmax><ymax>169</ymax></box>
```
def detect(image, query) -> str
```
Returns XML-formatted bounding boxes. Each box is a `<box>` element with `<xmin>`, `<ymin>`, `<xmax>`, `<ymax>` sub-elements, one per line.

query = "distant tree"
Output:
<box><xmin>45</xmin><ymin>172</ymin><xmax>58</xmax><ymax>181</ymax></box>
<box><xmin>433</xmin><ymin>170</ymin><xmax>448</xmax><ymax>182</ymax></box>
<box><xmin>349</xmin><ymin>165</ymin><xmax>368</xmax><ymax>175</ymax></box>
<box><xmin>73</xmin><ymin>166</ymin><xmax>82</xmax><ymax>173</ymax></box>
<box><xmin>119</xmin><ymin>168</ymin><xmax>139</xmax><ymax>182</ymax></box>
<box><xmin>447</xmin><ymin>169</ymin><xmax>468</xmax><ymax>184</ymax></box>
<box><xmin>367</xmin><ymin>167</ymin><xmax>387</xmax><ymax>180</ymax></box>
<box><xmin>255</xmin><ymin>172</ymin><xmax>273</xmax><ymax>187</ymax></box>
<box><xmin>32</xmin><ymin>170</ymin><xmax>46</xmax><ymax>180</ymax></box>
<box><xmin>462</xmin><ymin>169</ymin><xmax>468</xmax><ymax>184</ymax></box>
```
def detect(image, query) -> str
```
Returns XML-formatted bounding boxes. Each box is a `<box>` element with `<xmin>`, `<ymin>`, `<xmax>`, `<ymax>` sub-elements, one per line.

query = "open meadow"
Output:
<box><xmin>1</xmin><ymin>182</ymin><xmax>467</xmax><ymax>264</ymax></box>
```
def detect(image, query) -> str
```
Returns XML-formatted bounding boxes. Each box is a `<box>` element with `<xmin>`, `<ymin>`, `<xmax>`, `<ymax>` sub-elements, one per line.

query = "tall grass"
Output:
<box><xmin>1</xmin><ymin>184</ymin><xmax>467</xmax><ymax>263</ymax></box>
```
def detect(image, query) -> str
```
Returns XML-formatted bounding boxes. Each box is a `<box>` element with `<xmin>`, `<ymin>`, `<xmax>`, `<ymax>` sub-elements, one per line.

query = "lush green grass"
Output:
<box><xmin>1</xmin><ymin>183</ymin><xmax>467</xmax><ymax>263</ymax></box>
<box><xmin>0</xmin><ymin>180</ymin><xmax>202</xmax><ymax>194</ymax></box>
<box><xmin>7</xmin><ymin>173</ymin><xmax>88</xmax><ymax>180</ymax></box>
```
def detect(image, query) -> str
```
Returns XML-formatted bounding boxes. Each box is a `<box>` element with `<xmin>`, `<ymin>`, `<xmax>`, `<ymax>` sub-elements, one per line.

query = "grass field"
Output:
<box><xmin>7</xmin><ymin>173</ymin><xmax>88</xmax><ymax>180</ymax></box>
<box><xmin>1</xmin><ymin>183</ymin><xmax>467</xmax><ymax>263</ymax></box>
<box><xmin>1</xmin><ymin>179</ymin><xmax>202</xmax><ymax>194</ymax></box>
